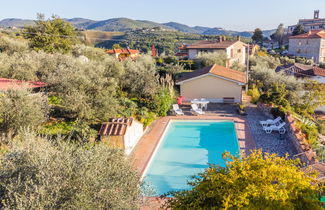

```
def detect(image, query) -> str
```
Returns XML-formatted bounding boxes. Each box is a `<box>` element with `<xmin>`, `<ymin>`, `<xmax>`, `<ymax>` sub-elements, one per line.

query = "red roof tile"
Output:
<box><xmin>0</xmin><ymin>78</ymin><xmax>46</xmax><ymax>91</ymax></box>
<box><xmin>289</xmin><ymin>30</ymin><xmax>325</xmax><ymax>39</ymax></box>
<box><xmin>276</xmin><ymin>63</ymin><xmax>325</xmax><ymax>77</ymax></box>
<box><xmin>176</xmin><ymin>64</ymin><xmax>246</xmax><ymax>84</ymax></box>
<box><xmin>99</xmin><ymin>118</ymin><xmax>134</xmax><ymax>136</ymax></box>
<box><xmin>106</xmin><ymin>49</ymin><xmax>139</xmax><ymax>55</ymax></box>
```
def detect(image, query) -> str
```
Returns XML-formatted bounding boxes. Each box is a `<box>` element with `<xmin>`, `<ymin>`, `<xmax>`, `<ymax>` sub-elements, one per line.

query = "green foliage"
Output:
<box><xmin>0</xmin><ymin>34</ymin><xmax>28</xmax><ymax>54</ymax></box>
<box><xmin>96</xmin><ymin>30</ymin><xmax>221</xmax><ymax>55</ymax></box>
<box><xmin>0</xmin><ymin>88</ymin><xmax>46</xmax><ymax>134</ymax></box>
<box><xmin>292</xmin><ymin>24</ymin><xmax>305</xmax><ymax>36</ymax></box>
<box><xmin>165</xmin><ymin>150</ymin><xmax>321</xmax><ymax>209</ymax></box>
<box><xmin>146</xmin><ymin>88</ymin><xmax>174</xmax><ymax>117</ymax></box>
<box><xmin>197</xmin><ymin>51</ymin><xmax>227</xmax><ymax>67</ymax></box>
<box><xmin>299</xmin><ymin>123</ymin><xmax>319</xmax><ymax>146</ymax></box>
<box><xmin>24</xmin><ymin>14</ymin><xmax>77</xmax><ymax>54</ymax></box>
<box><xmin>271</xmin><ymin>23</ymin><xmax>285</xmax><ymax>46</ymax></box>
<box><xmin>247</xmin><ymin>85</ymin><xmax>260</xmax><ymax>104</ymax></box>
<box><xmin>39</xmin><ymin>121</ymin><xmax>74</xmax><ymax>135</ymax></box>
<box><xmin>112</xmin><ymin>43</ymin><xmax>122</xmax><ymax>49</ymax></box>
<box><xmin>0</xmin><ymin>132</ymin><xmax>141</xmax><ymax>209</ymax></box>
<box><xmin>252</xmin><ymin>28</ymin><xmax>264</xmax><ymax>44</ymax></box>
<box><xmin>230</xmin><ymin>60</ymin><xmax>246</xmax><ymax>72</ymax></box>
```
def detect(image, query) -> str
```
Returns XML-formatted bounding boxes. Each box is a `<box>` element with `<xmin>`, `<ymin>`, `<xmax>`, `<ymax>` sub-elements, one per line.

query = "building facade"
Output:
<box><xmin>288</xmin><ymin>30</ymin><xmax>325</xmax><ymax>63</ymax></box>
<box><xmin>176</xmin><ymin>36</ymin><xmax>247</xmax><ymax>66</ymax></box>
<box><xmin>288</xmin><ymin>10</ymin><xmax>325</xmax><ymax>34</ymax></box>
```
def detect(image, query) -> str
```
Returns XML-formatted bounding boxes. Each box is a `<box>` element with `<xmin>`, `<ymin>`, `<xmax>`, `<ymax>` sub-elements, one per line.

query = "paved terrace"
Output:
<box><xmin>131</xmin><ymin>103</ymin><xmax>299</xmax><ymax>209</ymax></box>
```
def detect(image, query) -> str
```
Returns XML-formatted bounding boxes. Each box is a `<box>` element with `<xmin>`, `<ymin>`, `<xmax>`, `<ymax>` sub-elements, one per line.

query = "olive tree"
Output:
<box><xmin>197</xmin><ymin>51</ymin><xmax>227</xmax><ymax>67</ymax></box>
<box><xmin>0</xmin><ymin>132</ymin><xmax>141</xmax><ymax>209</ymax></box>
<box><xmin>0</xmin><ymin>88</ymin><xmax>46</xmax><ymax>133</ymax></box>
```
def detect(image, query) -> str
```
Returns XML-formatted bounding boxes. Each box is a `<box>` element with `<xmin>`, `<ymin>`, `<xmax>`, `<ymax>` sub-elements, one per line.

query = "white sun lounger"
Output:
<box><xmin>172</xmin><ymin>104</ymin><xmax>184</xmax><ymax>115</ymax></box>
<box><xmin>263</xmin><ymin>122</ymin><xmax>286</xmax><ymax>134</ymax></box>
<box><xmin>191</xmin><ymin>104</ymin><xmax>205</xmax><ymax>115</ymax></box>
<box><xmin>260</xmin><ymin>116</ymin><xmax>283</xmax><ymax>127</ymax></box>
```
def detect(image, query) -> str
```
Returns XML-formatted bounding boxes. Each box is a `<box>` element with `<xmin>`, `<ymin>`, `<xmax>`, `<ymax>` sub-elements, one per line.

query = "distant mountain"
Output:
<box><xmin>0</xmin><ymin>17</ymin><xmax>275</xmax><ymax>38</ymax></box>
<box><xmin>64</xmin><ymin>18</ymin><xmax>96</xmax><ymax>29</ymax></box>
<box><xmin>163</xmin><ymin>22</ymin><xmax>199</xmax><ymax>34</ymax></box>
<box><xmin>0</xmin><ymin>18</ymin><xmax>34</xmax><ymax>27</ymax></box>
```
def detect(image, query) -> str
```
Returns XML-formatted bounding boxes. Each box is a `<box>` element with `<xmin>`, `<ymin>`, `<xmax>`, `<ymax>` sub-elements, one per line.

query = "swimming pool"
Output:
<box><xmin>142</xmin><ymin>120</ymin><xmax>240</xmax><ymax>196</ymax></box>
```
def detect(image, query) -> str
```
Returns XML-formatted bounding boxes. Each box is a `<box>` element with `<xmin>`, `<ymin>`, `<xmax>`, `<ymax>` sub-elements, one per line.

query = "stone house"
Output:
<box><xmin>288</xmin><ymin>30</ymin><xmax>325</xmax><ymax>63</ymax></box>
<box><xmin>288</xmin><ymin>10</ymin><xmax>325</xmax><ymax>34</ymax></box>
<box><xmin>176</xmin><ymin>36</ymin><xmax>247</xmax><ymax>66</ymax></box>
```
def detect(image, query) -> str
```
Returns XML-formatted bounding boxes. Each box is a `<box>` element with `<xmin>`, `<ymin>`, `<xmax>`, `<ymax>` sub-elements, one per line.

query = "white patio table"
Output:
<box><xmin>190</xmin><ymin>99</ymin><xmax>210</xmax><ymax>110</ymax></box>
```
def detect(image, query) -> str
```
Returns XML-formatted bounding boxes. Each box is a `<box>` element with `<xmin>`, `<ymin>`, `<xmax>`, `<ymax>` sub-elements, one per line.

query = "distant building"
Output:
<box><xmin>288</xmin><ymin>30</ymin><xmax>325</xmax><ymax>63</ymax></box>
<box><xmin>98</xmin><ymin>118</ymin><xmax>144</xmax><ymax>155</ymax></box>
<box><xmin>175</xmin><ymin>36</ymin><xmax>247</xmax><ymax>66</ymax></box>
<box><xmin>288</xmin><ymin>10</ymin><xmax>325</xmax><ymax>34</ymax></box>
<box><xmin>276</xmin><ymin>63</ymin><xmax>325</xmax><ymax>83</ymax></box>
<box><xmin>106</xmin><ymin>48</ymin><xmax>140</xmax><ymax>60</ymax></box>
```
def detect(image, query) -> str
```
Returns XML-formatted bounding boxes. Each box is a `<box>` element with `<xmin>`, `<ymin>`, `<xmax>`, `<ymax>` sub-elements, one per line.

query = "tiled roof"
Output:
<box><xmin>276</xmin><ymin>63</ymin><xmax>325</xmax><ymax>77</ymax></box>
<box><xmin>176</xmin><ymin>64</ymin><xmax>246</xmax><ymax>84</ymax></box>
<box><xmin>186</xmin><ymin>40</ymin><xmax>239</xmax><ymax>49</ymax></box>
<box><xmin>106</xmin><ymin>49</ymin><xmax>139</xmax><ymax>55</ymax></box>
<box><xmin>0</xmin><ymin>78</ymin><xmax>46</xmax><ymax>91</ymax></box>
<box><xmin>289</xmin><ymin>30</ymin><xmax>325</xmax><ymax>39</ymax></box>
<box><xmin>99</xmin><ymin>118</ymin><xmax>134</xmax><ymax>136</ymax></box>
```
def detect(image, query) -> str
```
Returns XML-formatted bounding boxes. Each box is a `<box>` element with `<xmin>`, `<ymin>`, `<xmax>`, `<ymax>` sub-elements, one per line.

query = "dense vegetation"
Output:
<box><xmin>165</xmin><ymin>151</ymin><xmax>321</xmax><ymax>209</ymax></box>
<box><xmin>96</xmin><ymin>30</ymin><xmax>251</xmax><ymax>55</ymax></box>
<box><xmin>0</xmin><ymin>132</ymin><xmax>140</xmax><ymax>209</ymax></box>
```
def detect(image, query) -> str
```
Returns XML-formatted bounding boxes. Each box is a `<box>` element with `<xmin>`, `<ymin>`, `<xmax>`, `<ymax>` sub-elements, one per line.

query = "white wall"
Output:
<box><xmin>123</xmin><ymin>120</ymin><xmax>144</xmax><ymax>155</ymax></box>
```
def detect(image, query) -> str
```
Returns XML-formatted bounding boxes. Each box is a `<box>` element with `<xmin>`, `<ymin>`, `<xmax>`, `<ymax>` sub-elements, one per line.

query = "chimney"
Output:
<box><xmin>236</xmin><ymin>35</ymin><xmax>241</xmax><ymax>41</ymax></box>
<box><xmin>219</xmin><ymin>36</ymin><xmax>223</xmax><ymax>42</ymax></box>
<box><xmin>314</xmin><ymin>10</ymin><xmax>320</xmax><ymax>19</ymax></box>
<box><xmin>223</xmin><ymin>36</ymin><xmax>227</xmax><ymax>41</ymax></box>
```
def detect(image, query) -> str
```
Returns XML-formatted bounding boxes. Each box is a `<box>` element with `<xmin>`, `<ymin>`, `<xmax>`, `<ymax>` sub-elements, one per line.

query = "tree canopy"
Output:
<box><xmin>292</xmin><ymin>24</ymin><xmax>305</xmax><ymax>36</ymax></box>
<box><xmin>24</xmin><ymin>14</ymin><xmax>77</xmax><ymax>54</ymax></box>
<box><xmin>252</xmin><ymin>28</ymin><xmax>264</xmax><ymax>44</ymax></box>
<box><xmin>165</xmin><ymin>150</ymin><xmax>321</xmax><ymax>209</ymax></box>
<box><xmin>271</xmin><ymin>24</ymin><xmax>285</xmax><ymax>46</ymax></box>
<box><xmin>0</xmin><ymin>132</ymin><xmax>141</xmax><ymax>209</ymax></box>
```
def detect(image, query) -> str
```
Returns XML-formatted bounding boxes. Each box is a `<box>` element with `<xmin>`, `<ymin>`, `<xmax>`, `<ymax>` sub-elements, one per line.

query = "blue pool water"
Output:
<box><xmin>143</xmin><ymin>120</ymin><xmax>239</xmax><ymax>196</ymax></box>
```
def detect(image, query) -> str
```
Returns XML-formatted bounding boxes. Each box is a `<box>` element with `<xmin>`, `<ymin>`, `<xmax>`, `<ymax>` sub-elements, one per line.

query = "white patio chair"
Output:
<box><xmin>172</xmin><ymin>104</ymin><xmax>184</xmax><ymax>115</ymax></box>
<box><xmin>191</xmin><ymin>104</ymin><xmax>205</xmax><ymax>115</ymax></box>
<box><xmin>260</xmin><ymin>116</ymin><xmax>283</xmax><ymax>127</ymax></box>
<box><xmin>263</xmin><ymin>122</ymin><xmax>286</xmax><ymax>134</ymax></box>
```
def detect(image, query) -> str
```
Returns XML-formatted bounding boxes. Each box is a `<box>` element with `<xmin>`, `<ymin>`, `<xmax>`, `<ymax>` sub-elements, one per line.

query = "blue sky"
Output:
<box><xmin>1</xmin><ymin>0</ymin><xmax>325</xmax><ymax>31</ymax></box>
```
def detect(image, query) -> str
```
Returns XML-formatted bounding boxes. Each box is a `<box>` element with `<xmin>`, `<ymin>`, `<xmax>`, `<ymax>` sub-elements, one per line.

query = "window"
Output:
<box><xmin>306</xmin><ymin>40</ymin><xmax>309</xmax><ymax>45</ymax></box>
<box><xmin>231</xmin><ymin>49</ymin><xmax>234</xmax><ymax>57</ymax></box>
<box><xmin>299</xmin><ymin>42</ymin><xmax>302</xmax><ymax>45</ymax></box>
<box><xmin>297</xmin><ymin>49</ymin><xmax>301</xmax><ymax>53</ymax></box>
<box><xmin>237</xmin><ymin>49</ymin><xmax>241</xmax><ymax>53</ymax></box>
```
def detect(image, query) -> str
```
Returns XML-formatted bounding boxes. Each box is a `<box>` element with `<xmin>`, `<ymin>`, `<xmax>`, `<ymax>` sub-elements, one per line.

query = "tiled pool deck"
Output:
<box><xmin>130</xmin><ymin>103</ymin><xmax>299</xmax><ymax>209</ymax></box>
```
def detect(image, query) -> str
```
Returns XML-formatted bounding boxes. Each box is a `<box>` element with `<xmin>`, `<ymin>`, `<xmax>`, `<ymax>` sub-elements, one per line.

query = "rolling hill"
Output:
<box><xmin>0</xmin><ymin>17</ymin><xmax>275</xmax><ymax>37</ymax></box>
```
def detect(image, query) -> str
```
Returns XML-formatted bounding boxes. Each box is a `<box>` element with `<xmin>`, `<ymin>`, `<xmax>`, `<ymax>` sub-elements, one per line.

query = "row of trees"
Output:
<box><xmin>252</xmin><ymin>24</ymin><xmax>305</xmax><ymax>46</ymax></box>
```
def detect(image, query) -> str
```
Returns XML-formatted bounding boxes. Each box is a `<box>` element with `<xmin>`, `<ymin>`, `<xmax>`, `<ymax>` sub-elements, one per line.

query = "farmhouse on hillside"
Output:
<box><xmin>288</xmin><ymin>30</ymin><xmax>325</xmax><ymax>63</ymax></box>
<box><xmin>106</xmin><ymin>48</ymin><xmax>140</xmax><ymax>60</ymax></box>
<box><xmin>176</xmin><ymin>64</ymin><xmax>246</xmax><ymax>103</ymax></box>
<box><xmin>175</xmin><ymin>36</ymin><xmax>246</xmax><ymax>66</ymax></box>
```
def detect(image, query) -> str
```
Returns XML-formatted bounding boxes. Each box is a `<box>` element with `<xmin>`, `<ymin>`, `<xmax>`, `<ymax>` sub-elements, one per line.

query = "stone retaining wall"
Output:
<box><xmin>257</xmin><ymin>102</ymin><xmax>316</xmax><ymax>164</ymax></box>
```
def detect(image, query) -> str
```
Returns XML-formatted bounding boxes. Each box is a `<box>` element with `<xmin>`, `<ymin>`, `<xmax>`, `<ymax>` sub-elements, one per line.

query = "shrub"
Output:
<box><xmin>247</xmin><ymin>85</ymin><xmax>260</xmax><ymax>104</ymax></box>
<box><xmin>0</xmin><ymin>132</ymin><xmax>141</xmax><ymax>209</ymax></box>
<box><xmin>165</xmin><ymin>151</ymin><xmax>321</xmax><ymax>209</ymax></box>
<box><xmin>300</xmin><ymin>123</ymin><xmax>319</xmax><ymax>146</ymax></box>
<box><xmin>0</xmin><ymin>88</ymin><xmax>46</xmax><ymax>134</ymax></box>
<box><xmin>0</xmin><ymin>35</ymin><xmax>28</xmax><ymax>54</ymax></box>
